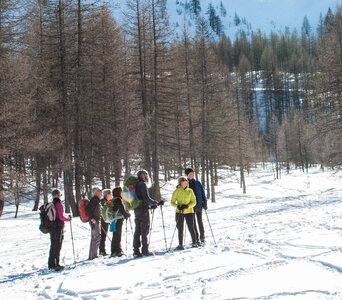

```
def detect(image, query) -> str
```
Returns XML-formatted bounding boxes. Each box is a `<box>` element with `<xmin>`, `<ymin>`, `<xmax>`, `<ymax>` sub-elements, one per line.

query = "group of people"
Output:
<box><xmin>47</xmin><ymin>167</ymin><xmax>208</xmax><ymax>270</ymax></box>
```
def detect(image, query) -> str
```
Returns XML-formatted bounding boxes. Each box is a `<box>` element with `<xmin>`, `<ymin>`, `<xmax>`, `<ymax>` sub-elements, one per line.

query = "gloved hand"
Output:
<box><xmin>203</xmin><ymin>203</ymin><xmax>207</xmax><ymax>210</ymax></box>
<box><xmin>124</xmin><ymin>211</ymin><xmax>131</xmax><ymax>219</ymax></box>
<box><xmin>181</xmin><ymin>204</ymin><xmax>189</xmax><ymax>210</ymax></box>
<box><xmin>68</xmin><ymin>214</ymin><xmax>72</xmax><ymax>220</ymax></box>
<box><xmin>151</xmin><ymin>204</ymin><xmax>157</xmax><ymax>210</ymax></box>
<box><xmin>158</xmin><ymin>200</ymin><xmax>165</xmax><ymax>206</ymax></box>
<box><xmin>177</xmin><ymin>205</ymin><xmax>183</xmax><ymax>211</ymax></box>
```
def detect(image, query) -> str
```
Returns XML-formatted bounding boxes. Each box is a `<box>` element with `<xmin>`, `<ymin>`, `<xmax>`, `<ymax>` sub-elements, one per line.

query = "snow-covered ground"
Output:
<box><xmin>1</xmin><ymin>166</ymin><xmax>342</xmax><ymax>299</ymax></box>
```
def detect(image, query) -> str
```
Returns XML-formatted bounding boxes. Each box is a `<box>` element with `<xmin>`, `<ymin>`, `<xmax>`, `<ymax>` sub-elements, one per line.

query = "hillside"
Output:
<box><xmin>2</xmin><ymin>166</ymin><xmax>342</xmax><ymax>299</ymax></box>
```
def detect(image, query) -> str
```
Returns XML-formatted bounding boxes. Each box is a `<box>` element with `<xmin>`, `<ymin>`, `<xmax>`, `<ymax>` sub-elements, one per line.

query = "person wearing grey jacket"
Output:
<box><xmin>86</xmin><ymin>186</ymin><xmax>103</xmax><ymax>260</ymax></box>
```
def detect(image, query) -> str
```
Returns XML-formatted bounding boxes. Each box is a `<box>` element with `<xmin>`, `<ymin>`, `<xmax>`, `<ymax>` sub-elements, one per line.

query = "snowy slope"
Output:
<box><xmin>167</xmin><ymin>0</ymin><xmax>337</xmax><ymax>34</ymax></box>
<box><xmin>113</xmin><ymin>0</ymin><xmax>337</xmax><ymax>37</ymax></box>
<box><xmin>2</xmin><ymin>166</ymin><xmax>342</xmax><ymax>299</ymax></box>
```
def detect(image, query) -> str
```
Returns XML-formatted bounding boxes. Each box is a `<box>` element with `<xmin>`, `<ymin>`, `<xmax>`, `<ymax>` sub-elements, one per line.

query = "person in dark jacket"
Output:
<box><xmin>133</xmin><ymin>169</ymin><xmax>164</xmax><ymax>257</ymax></box>
<box><xmin>86</xmin><ymin>186</ymin><xmax>103</xmax><ymax>260</ymax></box>
<box><xmin>48</xmin><ymin>188</ymin><xmax>71</xmax><ymax>271</ymax></box>
<box><xmin>110</xmin><ymin>186</ymin><xmax>131</xmax><ymax>257</ymax></box>
<box><xmin>99</xmin><ymin>189</ymin><xmax>112</xmax><ymax>256</ymax></box>
<box><xmin>185</xmin><ymin>168</ymin><xmax>208</xmax><ymax>245</ymax></box>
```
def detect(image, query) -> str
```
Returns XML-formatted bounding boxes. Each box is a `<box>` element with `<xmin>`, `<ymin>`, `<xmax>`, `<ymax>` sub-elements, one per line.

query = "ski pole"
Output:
<box><xmin>169</xmin><ymin>211</ymin><xmax>181</xmax><ymax>251</ymax></box>
<box><xmin>69</xmin><ymin>218</ymin><xmax>77</xmax><ymax>267</ymax></box>
<box><xmin>148</xmin><ymin>209</ymin><xmax>155</xmax><ymax>246</ymax></box>
<box><xmin>205</xmin><ymin>210</ymin><xmax>217</xmax><ymax>246</ymax></box>
<box><xmin>129</xmin><ymin>217</ymin><xmax>134</xmax><ymax>234</ymax></box>
<box><xmin>184</xmin><ymin>219</ymin><xmax>187</xmax><ymax>245</ymax></box>
<box><xmin>160</xmin><ymin>206</ymin><xmax>168</xmax><ymax>251</ymax></box>
<box><xmin>125</xmin><ymin>219</ymin><xmax>128</xmax><ymax>255</ymax></box>
<box><xmin>102</xmin><ymin>225</ymin><xmax>112</xmax><ymax>242</ymax></box>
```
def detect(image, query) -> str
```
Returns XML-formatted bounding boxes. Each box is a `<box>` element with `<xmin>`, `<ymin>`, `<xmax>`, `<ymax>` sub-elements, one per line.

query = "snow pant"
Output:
<box><xmin>48</xmin><ymin>227</ymin><xmax>64</xmax><ymax>269</ymax></box>
<box><xmin>133</xmin><ymin>215</ymin><xmax>150</xmax><ymax>254</ymax></box>
<box><xmin>193</xmin><ymin>206</ymin><xmax>205</xmax><ymax>242</ymax></box>
<box><xmin>111</xmin><ymin>219</ymin><xmax>123</xmax><ymax>254</ymax></box>
<box><xmin>100</xmin><ymin>218</ymin><xmax>109</xmax><ymax>253</ymax></box>
<box><xmin>89</xmin><ymin>220</ymin><xmax>101</xmax><ymax>259</ymax></box>
<box><xmin>176</xmin><ymin>212</ymin><xmax>197</xmax><ymax>246</ymax></box>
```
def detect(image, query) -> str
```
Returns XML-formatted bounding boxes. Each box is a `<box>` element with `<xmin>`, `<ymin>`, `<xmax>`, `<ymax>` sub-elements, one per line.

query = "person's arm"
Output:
<box><xmin>137</xmin><ymin>182</ymin><xmax>158</xmax><ymax>207</ymax></box>
<box><xmin>171</xmin><ymin>190</ymin><xmax>178</xmax><ymax>208</ymax></box>
<box><xmin>200</xmin><ymin>182</ymin><xmax>207</xmax><ymax>209</ymax></box>
<box><xmin>113</xmin><ymin>198</ymin><xmax>131</xmax><ymax>218</ymax></box>
<box><xmin>188</xmin><ymin>190</ymin><xmax>196</xmax><ymax>209</ymax></box>
<box><xmin>55</xmin><ymin>203</ymin><xmax>71</xmax><ymax>222</ymax></box>
<box><xmin>86</xmin><ymin>199</ymin><xmax>95</xmax><ymax>220</ymax></box>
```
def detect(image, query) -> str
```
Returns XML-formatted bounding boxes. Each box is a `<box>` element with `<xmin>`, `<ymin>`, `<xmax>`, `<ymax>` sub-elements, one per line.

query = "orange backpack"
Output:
<box><xmin>79</xmin><ymin>198</ymin><xmax>90</xmax><ymax>222</ymax></box>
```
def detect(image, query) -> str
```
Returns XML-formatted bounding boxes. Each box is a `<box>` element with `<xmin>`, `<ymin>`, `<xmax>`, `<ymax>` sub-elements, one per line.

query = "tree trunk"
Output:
<box><xmin>43</xmin><ymin>169</ymin><xmax>48</xmax><ymax>203</ymax></box>
<box><xmin>210</xmin><ymin>160</ymin><xmax>215</xmax><ymax>203</ymax></box>
<box><xmin>33</xmin><ymin>170</ymin><xmax>41</xmax><ymax>211</ymax></box>
<box><xmin>0</xmin><ymin>155</ymin><xmax>4</xmax><ymax>217</ymax></box>
<box><xmin>151</xmin><ymin>0</ymin><xmax>160</xmax><ymax>201</ymax></box>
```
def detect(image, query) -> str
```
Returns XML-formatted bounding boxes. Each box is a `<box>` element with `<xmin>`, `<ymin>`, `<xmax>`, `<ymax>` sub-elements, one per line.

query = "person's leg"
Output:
<box><xmin>193</xmin><ymin>206</ymin><xmax>200</xmax><ymax>243</ymax></box>
<box><xmin>100</xmin><ymin>218</ymin><xmax>109</xmax><ymax>254</ymax></box>
<box><xmin>94</xmin><ymin>220</ymin><xmax>101</xmax><ymax>256</ymax></box>
<box><xmin>196</xmin><ymin>208</ymin><xmax>205</xmax><ymax>242</ymax></box>
<box><xmin>133</xmin><ymin>218</ymin><xmax>142</xmax><ymax>255</ymax></box>
<box><xmin>185</xmin><ymin>213</ymin><xmax>197</xmax><ymax>245</ymax></box>
<box><xmin>89</xmin><ymin>221</ymin><xmax>101</xmax><ymax>259</ymax></box>
<box><xmin>48</xmin><ymin>231</ymin><xmax>56</xmax><ymax>269</ymax></box>
<box><xmin>141</xmin><ymin>215</ymin><xmax>151</xmax><ymax>255</ymax></box>
<box><xmin>112</xmin><ymin>219</ymin><xmax>123</xmax><ymax>254</ymax></box>
<box><xmin>176</xmin><ymin>213</ymin><xmax>184</xmax><ymax>246</ymax></box>
<box><xmin>55</xmin><ymin>228</ymin><xmax>64</xmax><ymax>266</ymax></box>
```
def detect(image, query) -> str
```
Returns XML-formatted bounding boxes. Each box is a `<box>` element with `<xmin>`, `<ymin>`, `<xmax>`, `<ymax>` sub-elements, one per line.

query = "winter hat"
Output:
<box><xmin>103</xmin><ymin>189</ymin><xmax>112</xmax><ymax>198</ymax></box>
<box><xmin>137</xmin><ymin>169</ymin><xmax>148</xmax><ymax>179</ymax></box>
<box><xmin>52</xmin><ymin>188</ymin><xmax>62</xmax><ymax>198</ymax></box>
<box><xmin>185</xmin><ymin>168</ymin><xmax>194</xmax><ymax>176</ymax></box>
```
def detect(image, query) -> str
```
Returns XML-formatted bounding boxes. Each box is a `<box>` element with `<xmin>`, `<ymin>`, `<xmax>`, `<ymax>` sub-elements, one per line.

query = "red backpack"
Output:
<box><xmin>79</xmin><ymin>198</ymin><xmax>90</xmax><ymax>222</ymax></box>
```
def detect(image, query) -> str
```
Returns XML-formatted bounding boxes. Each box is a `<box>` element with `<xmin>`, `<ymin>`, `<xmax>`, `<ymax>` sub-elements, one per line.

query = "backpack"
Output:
<box><xmin>101</xmin><ymin>198</ymin><xmax>124</xmax><ymax>223</ymax></box>
<box><xmin>122</xmin><ymin>175</ymin><xmax>141</xmax><ymax>210</ymax></box>
<box><xmin>39</xmin><ymin>202</ymin><xmax>56</xmax><ymax>234</ymax></box>
<box><xmin>79</xmin><ymin>198</ymin><xmax>90</xmax><ymax>222</ymax></box>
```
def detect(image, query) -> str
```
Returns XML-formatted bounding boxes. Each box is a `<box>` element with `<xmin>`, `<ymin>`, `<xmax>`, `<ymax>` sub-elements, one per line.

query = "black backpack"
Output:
<box><xmin>39</xmin><ymin>203</ymin><xmax>56</xmax><ymax>234</ymax></box>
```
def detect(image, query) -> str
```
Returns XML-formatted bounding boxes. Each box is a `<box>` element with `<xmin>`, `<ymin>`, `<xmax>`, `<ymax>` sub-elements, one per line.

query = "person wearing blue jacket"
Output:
<box><xmin>185</xmin><ymin>168</ymin><xmax>207</xmax><ymax>245</ymax></box>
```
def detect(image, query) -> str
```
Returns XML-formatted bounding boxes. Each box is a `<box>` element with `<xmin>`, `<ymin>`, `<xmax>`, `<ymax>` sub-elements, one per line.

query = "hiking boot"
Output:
<box><xmin>111</xmin><ymin>251</ymin><xmax>125</xmax><ymax>257</ymax></box>
<box><xmin>175</xmin><ymin>245</ymin><xmax>185</xmax><ymax>250</ymax></box>
<box><xmin>133</xmin><ymin>250</ymin><xmax>142</xmax><ymax>258</ymax></box>
<box><xmin>54</xmin><ymin>265</ymin><xmax>64</xmax><ymax>271</ymax></box>
<box><xmin>142</xmin><ymin>251</ymin><xmax>154</xmax><ymax>256</ymax></box>
<box><xmin>99</xmin><ymin>251</ymin><xmax>108</xmax><ymax>256</ymax></box>
<box><xmin>191</xmin><ymin>243</ymin><xmax>198</xmax><ymax>248</ymax></box>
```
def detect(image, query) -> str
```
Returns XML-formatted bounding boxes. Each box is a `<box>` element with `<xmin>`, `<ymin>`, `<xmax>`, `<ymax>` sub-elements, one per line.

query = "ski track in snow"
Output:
<box><xmin>1</xmin><ymin>166</ymin><xmax>342</xmax><ymax>299</ymax></box>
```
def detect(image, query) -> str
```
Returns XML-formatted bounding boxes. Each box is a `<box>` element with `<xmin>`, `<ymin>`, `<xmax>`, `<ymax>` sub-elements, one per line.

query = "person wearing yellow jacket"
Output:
<box><xmin>171</xmin><ymin>176</ymin><xmax>198</xmax><ymax>250</ymax></box>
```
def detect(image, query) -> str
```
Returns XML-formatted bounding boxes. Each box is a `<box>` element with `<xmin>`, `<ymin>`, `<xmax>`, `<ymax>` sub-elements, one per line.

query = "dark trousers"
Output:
<box><xmin>133</xmin><ymin>216</ymin><xmax>150</xmax><ymax>254</ymax></box>
<box><xmin>193</xmin><ymin>206</ymin><xmax>205</xmax><ymax>242</ymax></box>
<box><xmin>100</xmin><ymin>218</ymin><xmax>109</xmax><ymax>253</ymax></box>
<box><xmin>176</xmin><ymin>213</ymin><xmax>196</xmax><ymax>246</ymax></box>
<box><xmin>48</xmin><ymin>228</ymin><xmax>64</xmax><ymax>268</ymax></box>
<box><xmin>111</xmin><ymin>219</ymin><xmax>123</xmax><ymax>254</ymax></box>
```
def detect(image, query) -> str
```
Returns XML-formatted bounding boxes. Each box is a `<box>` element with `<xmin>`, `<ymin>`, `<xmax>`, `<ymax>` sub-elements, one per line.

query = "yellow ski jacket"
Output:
<box><xmin>171</xmin><ymin>186</ymin><xmax>196</xmax><ymax>214</ymax></box>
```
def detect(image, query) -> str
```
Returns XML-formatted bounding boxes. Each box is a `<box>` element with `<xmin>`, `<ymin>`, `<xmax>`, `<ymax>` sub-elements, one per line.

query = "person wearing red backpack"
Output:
<box><xmin>48</xmin><ymin>188</ymin><xmax>71</xmax><ymax>271</ymax></box>
<box><xmin>86</xmin><ymin>186</ymin><xmax>103</xmax><ymax>260</ymax></box>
